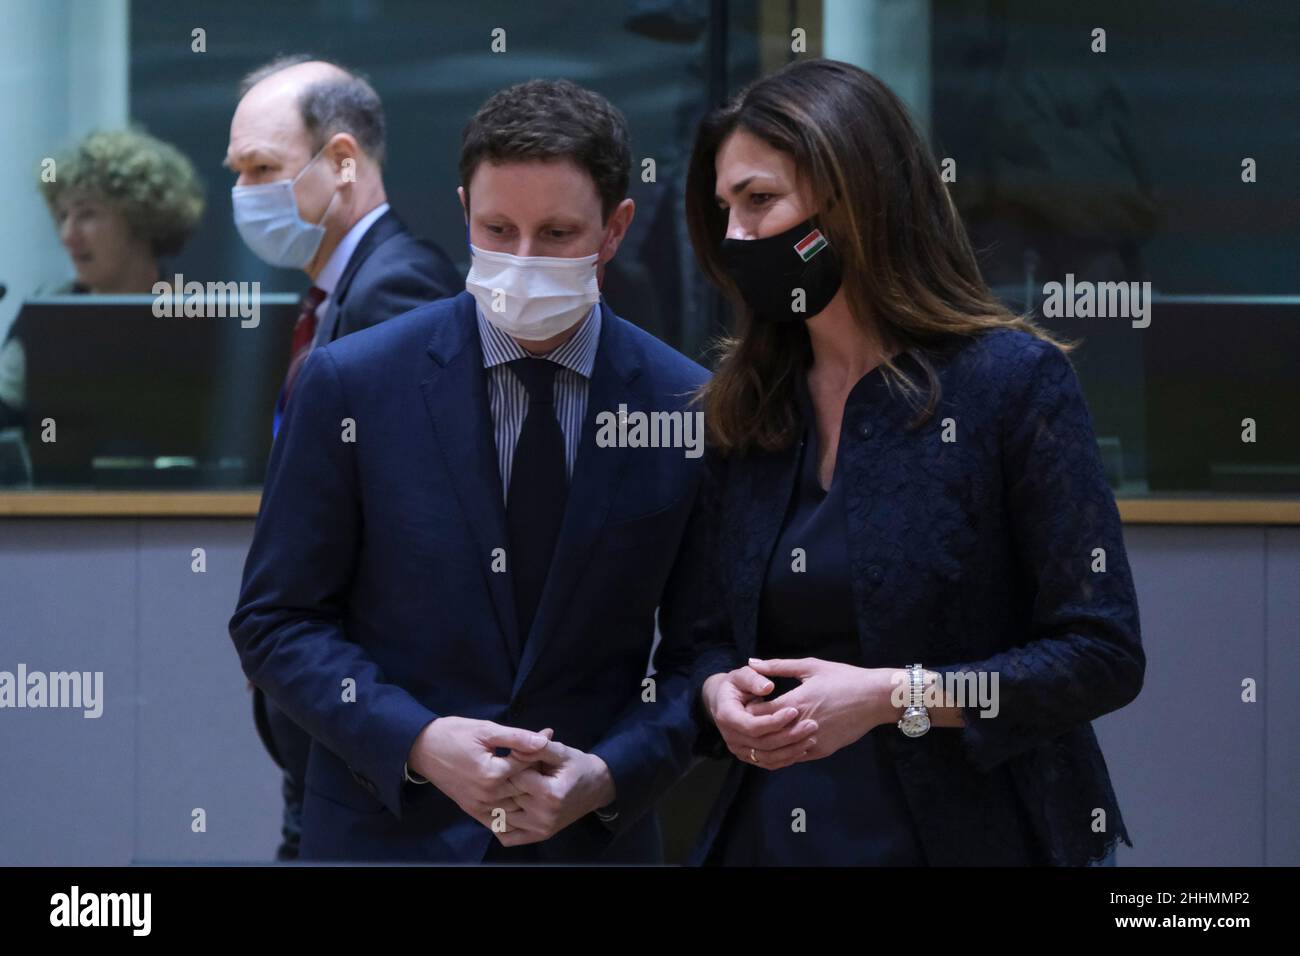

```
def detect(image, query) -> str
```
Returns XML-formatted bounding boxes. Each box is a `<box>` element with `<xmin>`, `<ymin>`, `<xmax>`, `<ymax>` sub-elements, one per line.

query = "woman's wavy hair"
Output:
<box><xmin>685</xmin><ymin>58</ymin><xmax>1069</xmax><ymax>455</ymax></box>
<box><xmin>38</xmin><ymin>128</ymin><xmax>206</xmax><ymax>259</ymax></box>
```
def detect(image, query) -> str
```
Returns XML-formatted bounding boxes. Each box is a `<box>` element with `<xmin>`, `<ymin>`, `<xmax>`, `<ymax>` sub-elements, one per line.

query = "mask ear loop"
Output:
<box><xmin>290</xmin><ymin>143</ymin><xmax>328</xmax><ymax>186</ymax></box>
<box><xmin>313</xmin><ymin>182</ymin><xmax>341</xmax><ymax>229</ymax></box>
<box><xmin>291</xmin><ymin>144</ymin><xmax>341</xmax><ymax>228</ymax></box>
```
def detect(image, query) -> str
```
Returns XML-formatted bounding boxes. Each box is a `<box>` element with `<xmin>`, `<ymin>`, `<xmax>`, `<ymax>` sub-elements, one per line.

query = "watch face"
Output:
<box><xmin>900</xmin><ymin>711</ymin><xmax>931</xmax><ymax>737</ymax></box>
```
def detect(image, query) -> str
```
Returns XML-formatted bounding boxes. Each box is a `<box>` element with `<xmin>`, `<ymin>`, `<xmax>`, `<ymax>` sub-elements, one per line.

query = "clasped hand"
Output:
<box><xmin>406</xmin><ymin>716</ymin><xmax>615</xmax><ymax>845</ymax></box>
<box><xmin>702</xmin><ymin>657</ymin><xmax>900</xmax><ymax>771</ymax></box>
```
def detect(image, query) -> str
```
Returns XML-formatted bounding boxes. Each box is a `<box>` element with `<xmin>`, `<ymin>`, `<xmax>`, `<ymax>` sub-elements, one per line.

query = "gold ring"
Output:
<box><xmin>750</xmin><ymin>748</ymin><xmax>759</xmax><ymax>763</ymax></box>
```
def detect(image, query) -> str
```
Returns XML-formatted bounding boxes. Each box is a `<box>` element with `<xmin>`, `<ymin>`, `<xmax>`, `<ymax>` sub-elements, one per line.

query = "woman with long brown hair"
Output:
<box><xmin>685</xmin><ymin>58</ymin><xmax>1144</xmax><ymax>865</ymax></box>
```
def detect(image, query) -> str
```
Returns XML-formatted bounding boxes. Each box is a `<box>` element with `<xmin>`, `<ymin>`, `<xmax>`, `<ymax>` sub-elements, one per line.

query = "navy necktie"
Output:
<box><xmin>506</xmin><ymin>357</ymin><xmax>568</xmax><ymax>644</ymax></box>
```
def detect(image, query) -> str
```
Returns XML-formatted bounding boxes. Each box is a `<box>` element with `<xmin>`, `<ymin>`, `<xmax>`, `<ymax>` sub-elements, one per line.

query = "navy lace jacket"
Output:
<box><xmin>689</xmin><ymin>328</ymin><xmax>1145</xmax><ymax>866</ymax></box>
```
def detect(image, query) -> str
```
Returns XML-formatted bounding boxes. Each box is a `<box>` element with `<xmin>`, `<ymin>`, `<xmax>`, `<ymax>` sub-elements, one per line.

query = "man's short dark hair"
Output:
<box><xmin>459</xmin><ymin>79</ymin><xmax>631</xmax><ymax>222</ymax></box>
<box><xmin>238</xmin><ymin>55</ymin><xmax>387</xmax><ymax>167</ymax></box>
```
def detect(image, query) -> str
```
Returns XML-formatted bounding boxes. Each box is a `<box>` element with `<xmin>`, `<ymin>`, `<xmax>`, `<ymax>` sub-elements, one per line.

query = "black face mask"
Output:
<box><xmin>719</xmin><ymin>217</ymin><xmax>843</xmax><ymax>324</ymax></box>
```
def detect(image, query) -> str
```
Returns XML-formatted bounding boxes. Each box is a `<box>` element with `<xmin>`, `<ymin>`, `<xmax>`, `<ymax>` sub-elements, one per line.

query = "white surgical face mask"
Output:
<box><xmin>465</xmin><ymin>244</ymin><xmax>600</xmax><ymax>341</ymax></box>
<box><xmin>231</xmin><ymin>148</ymin><xmax>336</xmax><ymax>269</ymax></box>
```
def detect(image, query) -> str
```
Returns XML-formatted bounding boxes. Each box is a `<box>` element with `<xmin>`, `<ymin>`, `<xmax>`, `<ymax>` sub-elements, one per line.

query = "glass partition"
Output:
<box><xmin>0</xmin><ymin>0</ymin><xmax>1296</xmax><ymax>496</ymax></box>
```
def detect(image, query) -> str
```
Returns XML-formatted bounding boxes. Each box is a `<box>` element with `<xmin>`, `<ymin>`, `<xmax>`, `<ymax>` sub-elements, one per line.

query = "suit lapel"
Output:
<box><xmin>511</xmin><ymin>302</ymin><xmax>642</xmax><ymax>696</ymax></box>
<box><xmin>334</xmin><ymin>210</ymin><xmax>402</xmax><ymax>306</ymax></box>
<box><xmin>420</xmin><ymin>293</ymin><xmax>522</xmax><ymax>667</ymax></box>
<box><xmin>325</xmin><ymin>209</ymin><xmax>405</xmax><ymax>343</ymax></box>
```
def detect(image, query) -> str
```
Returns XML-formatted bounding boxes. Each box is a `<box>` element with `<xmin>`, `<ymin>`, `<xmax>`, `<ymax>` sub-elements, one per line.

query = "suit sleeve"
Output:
<box><xmin>229</xmin><ymin>346</ymin><xmax>438</xmax><ymax>819</ymax></box>
<box><xmin>933</xmin><ymin>342</ymin><xmax>1145</xmax><ymax>771</ymax></box>
<box><xmin>584</xmin><ymin>461</ymin><xmax>711</xmax><ymax>839</ymax></box>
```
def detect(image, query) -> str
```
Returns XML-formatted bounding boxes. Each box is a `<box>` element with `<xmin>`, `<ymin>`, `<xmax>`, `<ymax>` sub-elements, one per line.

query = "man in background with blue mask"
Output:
<box><xmin>230</xmin><ymin>78</ymin><xmax>711</xmax><ymax>863</ymax></box>
<box><xmin>224</xmin><ymin>55</ymin><xmax>461</xmax><ymax>861</ymax></box>
<box><xmin>226</xmin><ymin>55</ymin><xmax>461</xmax><ymax>436</ymax></box>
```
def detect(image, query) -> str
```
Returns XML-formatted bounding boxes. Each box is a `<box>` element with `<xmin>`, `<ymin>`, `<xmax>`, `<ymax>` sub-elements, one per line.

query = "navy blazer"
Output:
<box><xmin>230</xmin><ymin>291</ymin><xmax>710</xmax><ymax>862</ymax></box>
<box><xmin>689</xmin><ymin>329</ymin><xmax>1145</xmax><ymax>866</ymax></box>
<box><xmin>315</xmin><ymin>208</ymin><xmax>462</xmax><ymax>345</ymax></box>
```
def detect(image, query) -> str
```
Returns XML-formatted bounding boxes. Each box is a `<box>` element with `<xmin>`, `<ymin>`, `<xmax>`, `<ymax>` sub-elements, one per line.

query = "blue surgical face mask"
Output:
<box><xmin>231</xmin><ymin>148</ymin><xmax>337</xmax><ymax>269</ymax></box>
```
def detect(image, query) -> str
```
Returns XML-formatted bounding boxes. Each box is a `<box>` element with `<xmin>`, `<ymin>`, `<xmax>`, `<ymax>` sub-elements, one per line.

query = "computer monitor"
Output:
<box><xmin>1016</xmin><ymin>292</ymin><xmax>1298</xmax><ymax>496</ymax></box>
<box><xmin>7</xmin><ymin>293</ymin><xmax>300</xmax><ymax>488</ymax></box>
<box><xmin>1142</xmin><ymin>296</ymin><xmax>1300</xmax><ymax>494</ymax></box>
<box><xmin>1034</xmin><ymin>293</ymin><xmax>1300</xmax><ymax>494</ymax></box>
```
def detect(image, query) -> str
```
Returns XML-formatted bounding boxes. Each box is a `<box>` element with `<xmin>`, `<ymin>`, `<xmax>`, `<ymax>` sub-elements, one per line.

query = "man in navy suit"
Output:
<box><xmin>229</xmin><ymin>78</ymin><xmax>709</xmax><ymax>862</ymax></box>
<box><xmin>225</xmin><ymin>55</ymin><xmax>461</xmax><ymax>859</ymax></box>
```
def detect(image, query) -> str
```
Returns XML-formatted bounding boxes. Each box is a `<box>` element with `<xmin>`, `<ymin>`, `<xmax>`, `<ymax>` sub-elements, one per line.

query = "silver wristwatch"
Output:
<box><xmin>897</xmin><ymin>663</ymin><xmax>931</xmax><ymax>738</ymax></box>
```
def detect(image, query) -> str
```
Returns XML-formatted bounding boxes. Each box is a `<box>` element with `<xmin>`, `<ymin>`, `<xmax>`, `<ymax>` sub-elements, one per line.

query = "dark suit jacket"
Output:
<box><xmin>689</xmin><ymin>328</ymin><xmax>1145</xmax><ymax>866</ymax></box>
<box><xmin>314</xmin><ymin>208</ymin><xmax>461</xmax><ymax>345</ymax></box>
<box><xmin>230</xmin><ymin>291</ymin><xmax>710</xmax><ymax>862</ymax></box>
<box><xmin>253</xmin><ymin>208</ymin><xmax>460</xmax><ymax>799</ymax></box>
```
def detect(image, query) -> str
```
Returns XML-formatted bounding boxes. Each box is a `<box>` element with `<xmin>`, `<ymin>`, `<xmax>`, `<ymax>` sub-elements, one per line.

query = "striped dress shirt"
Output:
<box><xmin>476</xmin><ymin>303</ymin><xmax>601</xmax><ymax>501</ymax></box>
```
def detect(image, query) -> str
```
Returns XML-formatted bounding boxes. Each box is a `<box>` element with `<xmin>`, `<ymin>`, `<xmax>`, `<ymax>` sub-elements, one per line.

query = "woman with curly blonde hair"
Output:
<box><xmin>37</xmin><ymin>127</ymin><xmax>205</xmax><ymax>293</ymax></box>
<box><xmin>0</xmin><ymin>129</ymin><xmax>206</xmax><ymax>430</ymax></box>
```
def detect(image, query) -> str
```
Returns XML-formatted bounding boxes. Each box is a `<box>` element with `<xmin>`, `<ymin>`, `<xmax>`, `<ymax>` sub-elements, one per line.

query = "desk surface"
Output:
<box><xmin>1</xmin><ymin>491</ymin><xmax>1299</xmax><ymax>524</ymax></box>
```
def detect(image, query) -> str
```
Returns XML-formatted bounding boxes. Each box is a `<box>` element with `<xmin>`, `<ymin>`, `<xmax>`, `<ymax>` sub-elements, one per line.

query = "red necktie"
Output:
<box><xmin>281</xmin><ymin>286</ymin><xmax>327</xmax><ymax>403</ymax></box>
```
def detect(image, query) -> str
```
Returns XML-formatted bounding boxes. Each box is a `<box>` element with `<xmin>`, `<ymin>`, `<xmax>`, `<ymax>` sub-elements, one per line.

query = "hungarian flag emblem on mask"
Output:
<box><xmin>793</xmin><ymin>228</ymin><xmax>828</xmax><ymax>261</ymax></box>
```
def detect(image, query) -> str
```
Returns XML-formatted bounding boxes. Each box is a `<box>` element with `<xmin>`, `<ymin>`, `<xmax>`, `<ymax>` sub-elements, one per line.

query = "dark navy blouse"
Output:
<box><xmin>710</xmin><ymin>370</ymin><xmax>927</xmax><ymax>865</ymax></box>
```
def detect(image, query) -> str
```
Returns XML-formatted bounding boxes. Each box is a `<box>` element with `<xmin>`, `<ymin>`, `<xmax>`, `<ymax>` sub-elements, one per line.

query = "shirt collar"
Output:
<box><xmin>315</xmin><ymin>202</ymin><xmax>390</xmax><ymax>296</ymax></box>
<box><xmin>476</xmin><ymin>302</ymin><xmax>602</xmax><ymax>379</ymax></box>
